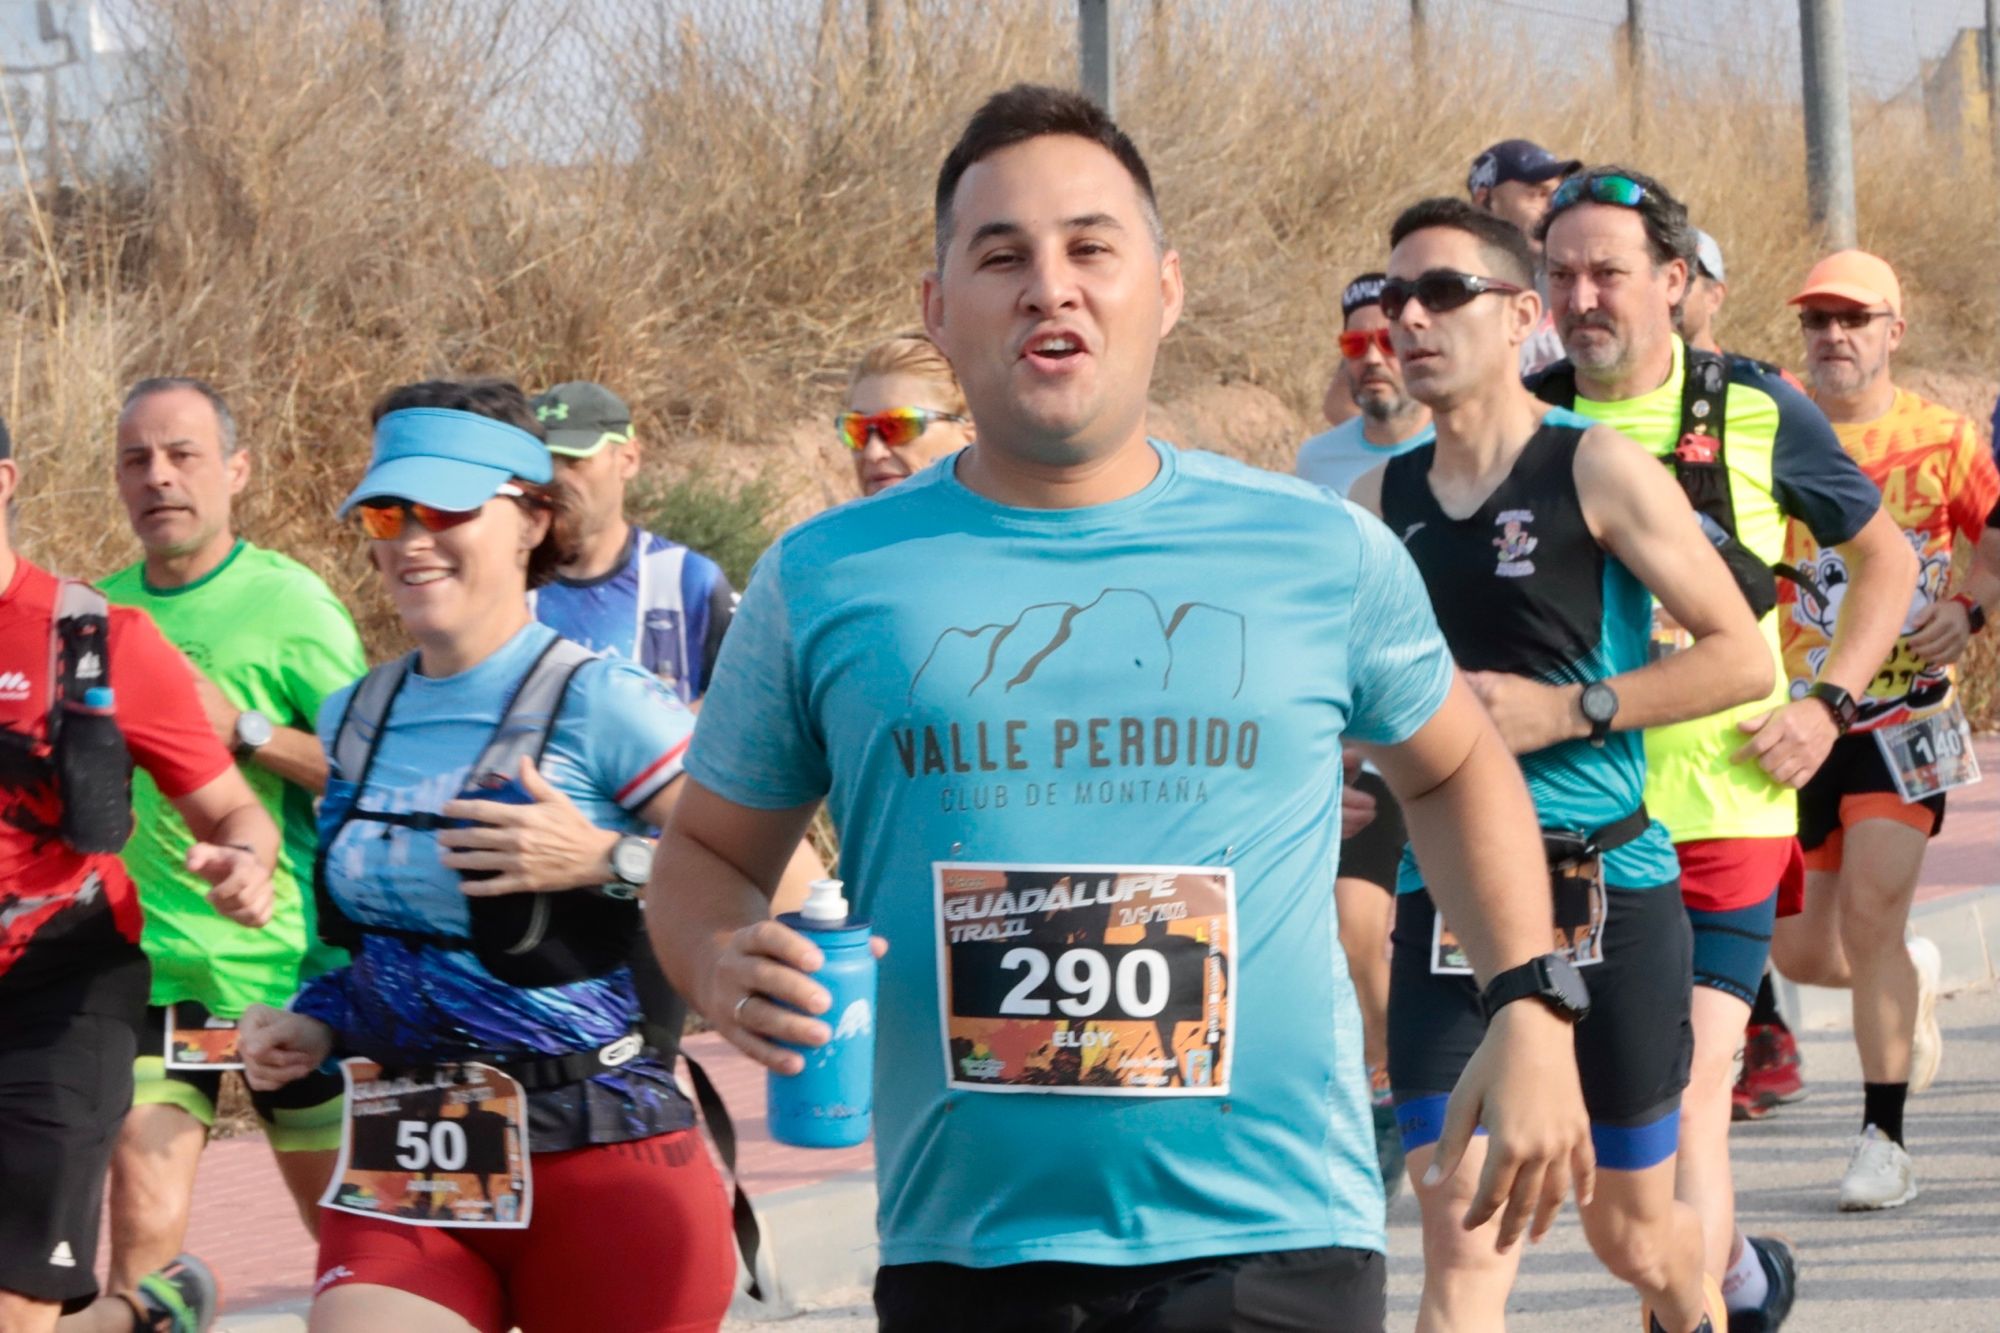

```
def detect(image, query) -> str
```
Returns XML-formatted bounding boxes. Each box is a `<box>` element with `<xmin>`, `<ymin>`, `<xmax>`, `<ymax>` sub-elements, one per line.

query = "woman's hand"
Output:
<box><xmin>441</xmin><ymin>756</ymin><xmax>622</xmax><ymax>896</ymax></box>
<box><xmin>238</xmin><ymin>1004</ymin><xmax>336</xmax><ymax>1092</ymax></box>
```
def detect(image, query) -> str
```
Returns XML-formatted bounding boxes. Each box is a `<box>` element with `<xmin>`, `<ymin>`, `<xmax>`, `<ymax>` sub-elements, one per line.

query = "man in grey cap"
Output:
<box><xmin>1682</xmin><ymin>230</ymin><xmax>1728</xmax><ymax>354</ymax></box>
<box><xmin>530</xmin><ymin>381</ymin><xmax>736</xmax><ymax>705</ymax></box>
<box><xmin>1469</xmin><ymin>138</ymin><xmax>1581</xmax><ymax>374</ymax></box>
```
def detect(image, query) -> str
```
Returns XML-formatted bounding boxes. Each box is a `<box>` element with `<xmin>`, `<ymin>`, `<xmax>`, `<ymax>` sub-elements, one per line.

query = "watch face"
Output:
<box><xmin>1581</xmin><ymin>683</ymin><xmax>1617</xmax><ymax>724</ymax></box>
<box><xmin>610</xmin><ymin>837</ymin><xmax>653</xmax><ymax>885</ymax></box>
<box><xmin>235</xmin><ymin>710</ymin><xmax>274</xmax><ymax>749</ymax></box>
<box><xmin>1542</xmin><ymin>955</ymin><xmax>1592</xmax><ymax>1015</ymax></box>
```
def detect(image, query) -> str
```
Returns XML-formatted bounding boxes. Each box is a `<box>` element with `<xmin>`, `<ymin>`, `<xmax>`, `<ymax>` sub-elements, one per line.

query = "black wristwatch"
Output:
<box><xmin>1479</xmin><ymin>953</ymin><xmax>1591</xmax><ymax>1024</ymax></box>
<box><xmin>1805</xmin><ymin>680</ymin><xmax>1858</xmax><ymax>736</ymax></box>
<box><xmin>1579</xmin><ymin>682</ymin><xmax>1619</xmax><ymax>747</ymax></box>
<box><xmin>1952</xmin><ymin>593</ymin><xmax>1988</xmax><ymax>636</ymax></box>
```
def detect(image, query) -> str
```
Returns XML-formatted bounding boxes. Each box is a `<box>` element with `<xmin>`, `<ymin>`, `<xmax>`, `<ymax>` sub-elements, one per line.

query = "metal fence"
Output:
<box><xmin>3</xmin><ymin>0</ymin><xmax>1995</xmax><ymax>185</ymax></box>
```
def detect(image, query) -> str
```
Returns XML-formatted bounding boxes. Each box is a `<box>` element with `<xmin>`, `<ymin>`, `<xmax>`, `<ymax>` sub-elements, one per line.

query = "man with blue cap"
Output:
<box><xmin>1469</xmin><ymin>138</ymin><xmax>1581</xmax><ymax>375</ymax></box>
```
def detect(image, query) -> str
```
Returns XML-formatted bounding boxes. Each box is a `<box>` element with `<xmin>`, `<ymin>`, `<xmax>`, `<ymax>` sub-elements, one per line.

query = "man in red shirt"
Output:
<box><xmin>0</xmin><ymin>416</ymin><xmax>279</xmax><ymax>1333</ymax></box>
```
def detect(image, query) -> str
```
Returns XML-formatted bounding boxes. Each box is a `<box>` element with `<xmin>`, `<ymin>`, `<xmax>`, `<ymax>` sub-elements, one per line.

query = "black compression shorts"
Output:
<box><xmin>1387</xmin><ymin>883</ymin><xmax>1692</xmax><ymax>1169</ymax></box>
<box><xmin>1338</xmin><ymin>770</ymin><xmax>1406</xmax><ymax>894</ymax></box>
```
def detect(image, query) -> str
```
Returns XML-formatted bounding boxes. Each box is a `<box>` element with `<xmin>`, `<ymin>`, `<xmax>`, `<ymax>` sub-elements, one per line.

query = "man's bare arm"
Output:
<box><xmin>1357</xmin><ymin>674</ymin><xmax>1594</xmax><ymax>1248</ymax></box>
<box><xmin>645</xmin><ymin>781</ymin><xmax>829</xmax><ymax>1073</ymax></box>
<box><xmin>1735</xmin><ymin>506</ymin><xmax>1917</xmax><ymax>787</ymax></box>
<box><xmin>1575</xmin><ymin>424</ymin><xmax>1773</xmax><ymax>726</ymax></box>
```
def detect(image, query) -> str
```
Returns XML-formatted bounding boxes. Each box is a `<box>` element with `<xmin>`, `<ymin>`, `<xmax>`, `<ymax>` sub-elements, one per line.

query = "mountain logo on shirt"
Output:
<box><xmin>0</xmin><ymin>670</ymin><xmax>30</xmax><ymax>702</ymax></box>
<box><xmin>909</xmin><ymin>588</ymin><xmax>1246</xmax><ymax>704</ymax></box>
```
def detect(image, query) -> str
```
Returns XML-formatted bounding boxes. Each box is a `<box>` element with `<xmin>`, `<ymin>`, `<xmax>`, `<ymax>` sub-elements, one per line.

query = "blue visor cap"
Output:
<box><xmin>337</xmin><ymin>408</ymin><xmax>553</xmax><ymax>519</ymax></box>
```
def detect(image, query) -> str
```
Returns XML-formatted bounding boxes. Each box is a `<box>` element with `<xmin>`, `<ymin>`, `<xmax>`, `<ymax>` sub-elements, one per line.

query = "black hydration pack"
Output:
<box><xmin>40</xmin><ymin>581</ymin><xmax>136</xmax><ymax>854</ymax></box>
<box><xmin>1532</xmin><ymin>348</ymin><xmax>1785</xmax><ymax>620</ymax></box>
<box><xmin>313</xmin><ymin>633</ymin><xmax>769</xmax><ymax>1297</ymax></box>
<box><xmin>314</xmin><ymin>635</ymin><xmax>638</xmax><ymax>989</ymax></box>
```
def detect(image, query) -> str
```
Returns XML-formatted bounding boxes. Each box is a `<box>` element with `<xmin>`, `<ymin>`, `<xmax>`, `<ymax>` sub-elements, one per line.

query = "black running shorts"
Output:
<box><xmin>875</xmin><ymin>1245</ymin><xmax>1386</xmax><ymax>1333</ymax></box>
<box><xmin>1338</xmin><ymin>769</ymin><xmax>1407</xmax><ymax>894</ymax></box>
<box><xmin>1387</xmin><ymin>883</ymin><xmax>1693</xmax><ymax>1167</ymax></box>
<box><xmin>0</xmin><ymin>1004</ymin><xmax>137</xmax><ymax>1311</ymax></box>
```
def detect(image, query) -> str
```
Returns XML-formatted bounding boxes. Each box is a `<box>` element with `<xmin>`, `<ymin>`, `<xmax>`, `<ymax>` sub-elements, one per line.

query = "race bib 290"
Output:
<box><xmin>934</xmin><ymin>862</ymin><xmax>1235</xmax><ymax>1096</ymax></box>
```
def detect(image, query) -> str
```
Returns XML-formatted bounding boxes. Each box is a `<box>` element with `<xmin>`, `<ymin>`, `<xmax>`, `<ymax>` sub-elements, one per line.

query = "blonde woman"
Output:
<box><xmin>839</xmin><ymin>332</ymin><xmax>973</xmax><ymax>495</ymax></box>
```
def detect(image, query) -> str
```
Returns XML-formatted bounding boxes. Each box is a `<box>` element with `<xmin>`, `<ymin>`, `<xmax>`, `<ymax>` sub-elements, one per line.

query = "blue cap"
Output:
<box><xmin>1468</xmin><ymin>139</ymin><xmax>1582</xmax><ymax>194</ymax></box>
<box><xmin>337</xmin><ymin>408</ymin><xmax>552</xmax><ymax>519</ymax></box>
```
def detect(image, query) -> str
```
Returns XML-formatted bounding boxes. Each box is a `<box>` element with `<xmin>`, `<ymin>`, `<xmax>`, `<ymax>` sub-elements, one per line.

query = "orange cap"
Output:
<box><xmin>1788</xmin><ymin>249</ymin><xmax>1901</xmax><ymax>315</ymax></box>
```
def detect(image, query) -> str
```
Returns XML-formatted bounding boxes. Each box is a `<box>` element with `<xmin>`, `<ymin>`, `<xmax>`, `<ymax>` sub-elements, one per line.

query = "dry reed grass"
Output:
<box><xmin>2</xmin><ymin>0</ymin><xmax>1994</xmax><ymax>715</ymax></box>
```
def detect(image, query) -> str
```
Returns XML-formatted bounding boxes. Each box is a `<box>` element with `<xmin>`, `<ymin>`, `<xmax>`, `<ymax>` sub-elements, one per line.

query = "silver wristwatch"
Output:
<box><xmin>232</xmin><ymin>709</ymin><xmax>274</xmax><ymax>756</ymax></box>
<box><xmin>604</xmin><ymin>835</ymin><xmax>654</xmax><ymax>900</ymax></box>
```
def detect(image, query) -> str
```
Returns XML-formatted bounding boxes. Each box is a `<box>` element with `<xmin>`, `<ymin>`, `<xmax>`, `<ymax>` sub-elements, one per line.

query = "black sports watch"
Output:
<box><xmin>1951</xmin><ymin>593</ymin><xmax>1987</xmax><ymax>636</ymax></box>
<box><xmin>1579</xmin><ymin>682</ymin><xmax>1619</xmax><ymax>747</ymax></box>
<box><xmin>1479</xmin><ymin>953</ymin><xmax>1591</xmax><ymax>1024</ymax></box>
<box><xmin>1805</xmin><ymin>680</ymin><xmax>1858</xmax><ymax>736</ymax></box>
<box><xmin>602</xmin><ymin>835</ymin><xmax>654</xmax><ymax>901</ymax></box>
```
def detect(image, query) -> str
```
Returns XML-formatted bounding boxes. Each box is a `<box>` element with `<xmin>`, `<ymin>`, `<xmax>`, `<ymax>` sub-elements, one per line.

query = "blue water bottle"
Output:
<box><xmin>767</xmin><ymin>878</ymin><xmax>875</xmax><ymax>1149</ymax></box>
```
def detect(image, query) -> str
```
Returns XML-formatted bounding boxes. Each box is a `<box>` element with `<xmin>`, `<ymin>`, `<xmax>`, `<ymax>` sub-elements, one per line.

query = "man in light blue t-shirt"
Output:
<box><xmin>1296</xmin><ymin>272</ymin><xmax>1435</xmax><ymax>498</ymax></box>
<box><xmin>650</xmin><ymin>85</ymin><xmax>1598</xmax><ymax>1333</ymax></box>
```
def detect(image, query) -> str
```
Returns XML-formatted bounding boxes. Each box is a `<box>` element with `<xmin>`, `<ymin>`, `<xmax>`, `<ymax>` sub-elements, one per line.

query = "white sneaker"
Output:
<box><xmin>1908</xmin><ymin>934</ymin><xmax>1943</xmax><ymax>1094</ymax></box>
<box><xmin>1838</xmin><ymin>1124</ymin><xmax>1919</xmax><ymax>1210</ymax></box>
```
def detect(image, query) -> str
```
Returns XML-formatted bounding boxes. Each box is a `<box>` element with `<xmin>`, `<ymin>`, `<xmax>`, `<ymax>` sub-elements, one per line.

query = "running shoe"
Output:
<box><xmin>1837</xmin><ymin>1125</ymin><xmax>1918</xmax><ymax>1211</ymax></box>
<box><xmin>1732</xmin><ymin>1024</ymin><xmax>1805</xmax><ymax>1121</ymax></box>
<box><xmin>1726</xmin><ymin>1234</ymin><xmax>1798</xmax><ymax>1332</ymax></box>
<box><xmin>1907</xmin><ymin>935</ymin><xmax>1942</xmax><ymax>1095</ymax></box>
<box><xmin>130</xmin><ymin>1252</ymin><xmax>219</xmax><ymax>1333</ymax></box>
<box><xmin>1370</xmin><ymin>1065</ymin><xmax>1405</xmax><ymax>1200</ymax></box>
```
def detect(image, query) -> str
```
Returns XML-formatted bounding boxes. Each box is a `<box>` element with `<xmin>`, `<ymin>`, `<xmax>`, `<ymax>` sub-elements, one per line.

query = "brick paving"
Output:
<box><xmin>112</xmin><ymin>1033</ymin><xmax>876</xmax><ymax>1314</ymax></box>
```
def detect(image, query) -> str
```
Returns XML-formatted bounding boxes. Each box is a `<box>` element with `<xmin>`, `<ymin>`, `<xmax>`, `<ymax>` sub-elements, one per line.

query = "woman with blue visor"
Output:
<box><xmin>239</xmin><ymin>380</ymin><xmax>733</xmax><ymax>1333</ymax></box>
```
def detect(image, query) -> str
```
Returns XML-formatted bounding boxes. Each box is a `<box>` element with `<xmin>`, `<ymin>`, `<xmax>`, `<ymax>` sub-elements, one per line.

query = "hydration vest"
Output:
<box><xmin>0</xmin><ymin>580</ymin><xmax>140</xmax><ymax>854</ymax></box>
<box><xmin>315</xmin><ymin>632</ymin><xmax>769</xmax><ymax>1297</ymax></box>
<box><xmin>1531</xmin><ymin>349</ymin><xmax>1792</xmax><ymax>620</ymax></box>
<box><xmin>314</xmin><ymin>635</ymin><xmax>638</xmax><ymax>989</ymax></box>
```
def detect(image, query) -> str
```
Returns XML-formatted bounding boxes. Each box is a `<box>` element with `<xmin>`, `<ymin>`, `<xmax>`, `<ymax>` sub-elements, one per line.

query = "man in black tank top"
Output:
<box><xmin>1347</xmin><ymin>198</ymin><xmax>1773</xmax><ymax>1333</ymax></box>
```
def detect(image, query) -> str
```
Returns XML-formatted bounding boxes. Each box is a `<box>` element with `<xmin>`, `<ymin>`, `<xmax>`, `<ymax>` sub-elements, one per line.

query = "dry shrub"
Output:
<box><xmin>0</xmin><ymin>0</ymin><xmax>1994</xmax><ymax>729</ymax></box>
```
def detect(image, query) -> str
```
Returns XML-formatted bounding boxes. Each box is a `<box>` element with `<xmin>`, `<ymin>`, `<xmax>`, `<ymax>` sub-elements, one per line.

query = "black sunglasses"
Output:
<box><xmin>1798</xmin><ymin>308</ymin><xmax>1892</xmax><ymax>333</ymax></box>
<box><xmin>1378</xmin><ymin>270</ymin><xmax>1527</xmax><ymax>321</ymax></box>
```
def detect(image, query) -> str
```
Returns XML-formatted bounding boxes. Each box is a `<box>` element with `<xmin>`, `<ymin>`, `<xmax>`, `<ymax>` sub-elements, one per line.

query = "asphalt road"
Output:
<box><xmin>731</xmin><ymin>983</ymin><xmax>2000</xmax><ymax>1333</ymax></box>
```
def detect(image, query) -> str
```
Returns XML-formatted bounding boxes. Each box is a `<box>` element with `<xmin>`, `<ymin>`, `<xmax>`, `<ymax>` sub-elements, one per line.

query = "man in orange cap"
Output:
<box><xmin>1771</xmin><ymin>250</ymin><xmax>2000</xmax><ymax>1212</ymax></box>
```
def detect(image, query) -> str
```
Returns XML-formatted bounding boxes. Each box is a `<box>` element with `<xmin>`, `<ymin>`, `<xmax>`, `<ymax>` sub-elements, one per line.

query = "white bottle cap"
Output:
<box><xmin>801</xmin><ymin>878</ymin><xmax>849</xmax><ymax>923</ymax></box>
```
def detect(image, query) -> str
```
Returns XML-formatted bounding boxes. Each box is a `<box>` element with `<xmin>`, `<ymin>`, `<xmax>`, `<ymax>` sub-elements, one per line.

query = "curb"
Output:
<box><xmin>728</xmin><ymin>1171</ymin><xmax>879</xmax><ymax>1321</ymax></box>
<box><xmin>1780</xmin><ymin>883</ymin><xmax>2000</xmax><ymax>1030</ymax></box>
<box><xmin>219</xmin><ymin>1304</ymin><xmax>307</xmax><ymax>1332</ymax></box>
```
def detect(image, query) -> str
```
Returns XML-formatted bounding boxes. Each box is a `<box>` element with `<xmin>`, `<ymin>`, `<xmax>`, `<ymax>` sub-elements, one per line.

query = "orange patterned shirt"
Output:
<box><xmin>1780</xmin><ymin>388</ymin><xmax>1999</xmax><ymax>732</ymax></box>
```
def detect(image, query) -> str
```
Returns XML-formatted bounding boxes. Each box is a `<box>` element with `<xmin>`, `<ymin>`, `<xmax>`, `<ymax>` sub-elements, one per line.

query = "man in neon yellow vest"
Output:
<box><xmin>1539</xmin><ymin>168</ymin><xmax>1915</xmax><ymax>1333</ymax></box>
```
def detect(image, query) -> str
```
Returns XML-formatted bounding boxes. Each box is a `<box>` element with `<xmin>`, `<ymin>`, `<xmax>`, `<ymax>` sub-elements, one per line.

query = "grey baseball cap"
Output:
<box><xmin>531</xmin><ymin>381</ymin><xmax>634</xmax><ymax>458</ymax></box>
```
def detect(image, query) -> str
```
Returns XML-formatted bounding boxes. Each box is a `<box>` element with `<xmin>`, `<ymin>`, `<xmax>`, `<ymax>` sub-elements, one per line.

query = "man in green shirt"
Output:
<box><xmin>81</xmin><ymin>377</ymin><xmax>365</xmax><ymax>1333</ymax></box>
